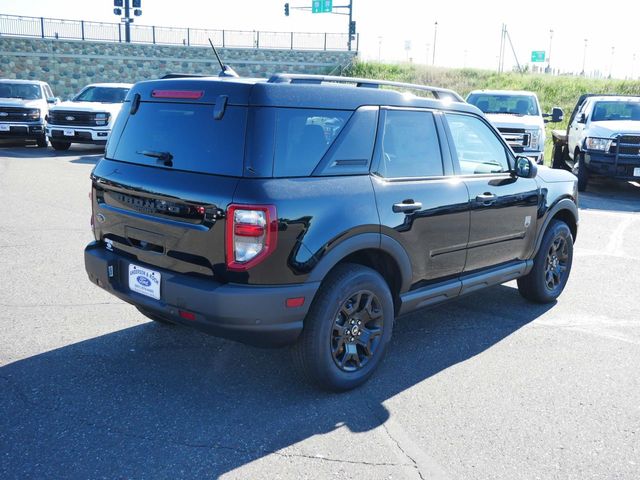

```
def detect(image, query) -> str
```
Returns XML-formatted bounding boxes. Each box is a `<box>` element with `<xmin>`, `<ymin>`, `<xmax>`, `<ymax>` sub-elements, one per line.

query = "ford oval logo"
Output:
<box><xmin>136</xmin><ymin>275</ymin><xmax>151</xmax><ymax>287</ymax></box>
<box><xmin>65</xmin><ymin>116</ymin><xmax>75</xmax><ymax>121</ymax></box>
<box><xmin>0</xmin><ymin>112</ymin><xmax>7</xmax><ymax>117</ymax></box>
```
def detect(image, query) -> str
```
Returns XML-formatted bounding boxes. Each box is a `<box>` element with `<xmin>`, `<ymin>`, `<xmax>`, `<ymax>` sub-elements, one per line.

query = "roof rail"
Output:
<box><xmin>161</xmin><ymin>73</ymin><xmax>207</xmax><ymax>79</ymax></box>
<box><xmin>267</xmin><ymin>74</ymin><xmax>464</xmax><ymax>102</ymax></box>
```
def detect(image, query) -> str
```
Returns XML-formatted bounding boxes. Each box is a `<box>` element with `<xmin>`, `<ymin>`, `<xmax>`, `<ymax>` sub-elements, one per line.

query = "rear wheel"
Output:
<box><xmin>51</xmin><ymin>140</ymin><xmax>71</xmax><ymax>151</ymax></box>
<box><xmin>518</xmin><ymin>220</ymin><xmax>573</xmax><ymax>304</ymax></box>
<box><xmin>292</xmin><ymin>263</ymin><xmax>394</xmax><ymax>391</ymax></box>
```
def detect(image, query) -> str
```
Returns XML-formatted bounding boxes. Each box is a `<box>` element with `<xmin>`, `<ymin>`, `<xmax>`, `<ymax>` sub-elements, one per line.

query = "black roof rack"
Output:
<box><xmin>268</xmin><ymin>74</ymin><xmax>464</xmax><ymax>102</ymax></box>
<box><xmin>161</xmin><ymin>73</ymin><xmax>207</xmax><ymax>79</ymax></box>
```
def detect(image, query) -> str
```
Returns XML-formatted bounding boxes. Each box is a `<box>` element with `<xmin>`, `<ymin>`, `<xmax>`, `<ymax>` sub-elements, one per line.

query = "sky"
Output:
<box><xmin>1</xmin><ymin>0</ymin><xmax>639</xmax><ymax>78</ymax></box>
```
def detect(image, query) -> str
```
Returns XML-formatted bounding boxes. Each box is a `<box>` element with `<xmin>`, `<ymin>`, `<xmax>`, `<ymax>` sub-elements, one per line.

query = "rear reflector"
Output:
<box><xmin>151</xmin><ymin>90</ymin><xmax>204</xmax><ymax>99</ymax></box>
<box><xmin>286</xmin><ymin>297</ymin><xmax>305</xmax><ymax>308</ymax></box>
<box><xmin>234</xmin><ymin>224</ymin><xmax>265</xmax><ymax>237</ymax></box>
<box><xmin>179</xmin><ymin>310</ymin><xmax>196</xmax><ymax>321</ymax></box>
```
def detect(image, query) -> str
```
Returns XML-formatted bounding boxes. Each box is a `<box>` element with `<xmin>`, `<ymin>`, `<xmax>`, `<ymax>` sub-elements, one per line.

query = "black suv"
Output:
<box><xmin>85</xmin><ymin>74</ymin><xmax>579</xmax><ymax>391</ymax></box>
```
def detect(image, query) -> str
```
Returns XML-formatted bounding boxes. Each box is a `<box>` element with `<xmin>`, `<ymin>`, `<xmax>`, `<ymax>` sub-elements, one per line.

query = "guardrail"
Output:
<box><xmin>0</xmin><ymin>14</ymin><xmax>358</xmax><ymax>51</ymax></box>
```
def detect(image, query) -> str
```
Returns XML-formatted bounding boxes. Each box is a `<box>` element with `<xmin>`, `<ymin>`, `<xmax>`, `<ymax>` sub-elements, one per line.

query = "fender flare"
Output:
<box><xmin>533</xmin><ymin>198</ymin><xmax>579</xmax><ymax>256</ymax></box>
<box><xmin>306</xmin><ymin>233</ymin><xmax>413</xmax><ymax>293</ymax></box>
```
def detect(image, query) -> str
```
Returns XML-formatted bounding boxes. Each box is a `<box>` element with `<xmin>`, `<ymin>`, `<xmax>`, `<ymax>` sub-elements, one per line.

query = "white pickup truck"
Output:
<box><xmin>467</xmin><ymin>89</ymin><xmax>563</xmax><ymax>164</ymax></box>
<box><xmin>551</xmin><ymin>94</ymin><xmax>640</xmax><ymax>191</ymax></box>
<box><xmin>0</xmin><ymin>79</ymin><xmax>58</xmax><ymax>147</ymax></box>
<box><xmin>46</xmin><ymin>83</ymin><xmax>132</xmax><ymax>151</ymax></box>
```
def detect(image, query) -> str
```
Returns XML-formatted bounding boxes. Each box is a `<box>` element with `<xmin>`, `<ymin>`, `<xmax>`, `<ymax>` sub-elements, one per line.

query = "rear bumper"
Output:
<box><xmin>84</xmin><ymin>242</ymin><xmax>318</xmax><ymax>347</ymax></box>
<box><xmin>584</xmin><ymin>151</ymin><xmax>640</xmax><ymax>180</ymax></box>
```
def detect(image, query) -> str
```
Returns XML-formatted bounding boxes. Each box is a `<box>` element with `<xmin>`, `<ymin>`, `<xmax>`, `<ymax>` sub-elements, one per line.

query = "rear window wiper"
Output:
<box><xmin>137</xmin><ymin>150</ymin><xmax>174</xmax><ymax>167</ymax></box>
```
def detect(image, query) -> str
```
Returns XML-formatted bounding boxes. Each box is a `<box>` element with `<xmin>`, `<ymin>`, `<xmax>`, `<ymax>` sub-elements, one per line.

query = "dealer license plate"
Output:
<box><xmin>634</xmin><ymin>167</ymin><xmax>640</xmax><ymax>177</ymax></box>
<box><xmin>128</xmin><ymin>264</ymin><xmax>161</xmax><ymax>300</ymax></box>
<box><xmin>0</xmin><ymin>124</ymin><xmax>10</xmax><ymax>131</ymax></box>
<box><xmin>63</xmin><ymin>129</ymin><xmax>75</xmax><ymax>136</ymax></box>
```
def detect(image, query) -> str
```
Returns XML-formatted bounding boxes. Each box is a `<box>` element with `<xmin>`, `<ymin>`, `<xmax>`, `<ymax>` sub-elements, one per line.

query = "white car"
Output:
<box><xmin>46</xmin><ymin>83</ymin><xmax>132</xmax><ymax>151</ymax></box>
<box><xmin>467</xmin><ymin>89</ymin><xmax>563</xmax><ymax>164</ymax></box>
<box><xmin>0</xmin><ymin>79</ymin><xmax>58</xmax><ymax>148</ymax></box>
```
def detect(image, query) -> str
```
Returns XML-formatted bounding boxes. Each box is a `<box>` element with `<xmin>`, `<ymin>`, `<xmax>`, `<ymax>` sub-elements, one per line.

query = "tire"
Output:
<box><xmin>292</xmin><ymin>263</ymin><xmax>394</xmax><ymax>392</ymax></box>
<box><xmin>574</xmin><ymin>149</ymin><xmax>589</xmax><ymax>192</ymax></box>
<box><xmin>36</xmin><ymin>135</ymin><xmax>48</xmax><ymax>148</ymax></box>
<box><xmin>51</xmin><ymin>140</ymin><xmax>71</xmax><ymax>151</ymax></box>
<box><xmin>517</xmin><ymin>220</ymin><xmax>573</xmax><ymax>304</ymax></box>
<box><xmin>551</xmin><ymin>144</ymin><xmax>569</xmax><ymax>170</ymax></box>
<box><xmin>136</xmin><ymin>307</ymin><xmax>175</xmax><ymax>325</ymax></box>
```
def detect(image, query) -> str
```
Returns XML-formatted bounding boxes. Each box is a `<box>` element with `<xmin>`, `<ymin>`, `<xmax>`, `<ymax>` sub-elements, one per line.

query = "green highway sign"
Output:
<box><xmin>312</xmin><ymin>0</ymin><xmax>332</xmax><ymax>13</ymax></box>
<box><xmin>531</xmin><ymin>50</ymin><xmax>546</xmax><ymax>62</ymax></box>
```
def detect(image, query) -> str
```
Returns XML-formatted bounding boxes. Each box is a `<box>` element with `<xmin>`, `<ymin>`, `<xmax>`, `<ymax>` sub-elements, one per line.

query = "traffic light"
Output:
<box><xmin>114</xmin><ymin>0</ymin><xmax>123</xmax><ymax>6</ymax></box>
<box><xmin>134</xmin><ymin>8</ymin><xmax>142</xmax><ymax>16</ymax></box>
<box><xmin>132</xmin><ymin>0</ymin><xmax>142</xmax><ymax>7</ymax></box>
<box><xmin>349</xmin><ymin>20</ymin><xmax>356</xmax><ymax>35</ymax></box>
<box><xmin>284</xmin><ymin>3</ymin><xmax>290</xmax><ymax>16</ymax></box>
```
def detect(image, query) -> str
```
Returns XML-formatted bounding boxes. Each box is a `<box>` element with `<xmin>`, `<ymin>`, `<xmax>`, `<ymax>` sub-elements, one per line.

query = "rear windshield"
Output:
<box><xmin>109</xmin><ymin>102</ymin><xmax>247</xmax><ymax>176</ymax></box>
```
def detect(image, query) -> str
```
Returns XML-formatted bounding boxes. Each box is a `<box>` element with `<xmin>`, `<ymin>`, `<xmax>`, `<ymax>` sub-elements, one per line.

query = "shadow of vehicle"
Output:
<box><xmin>579</xmin><ymin>177</ymin><xmax>640</xmax><ymax>213</ymax></box>
<box><xmin>0</xmin><ymin>285</ymin><xmax>553</xmax><ymax>478</ymax></box>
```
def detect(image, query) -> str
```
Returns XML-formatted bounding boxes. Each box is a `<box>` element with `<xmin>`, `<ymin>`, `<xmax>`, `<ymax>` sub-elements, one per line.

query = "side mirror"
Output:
<box><xmin>550</xmin><ymin>107</ymin><xmax>563</xmax><ymax>122</ymax></box>
<box><xmin>46</xmin><ymin>97</ymin><xmax>60</xmax><ymax>104</ymax></box>
<box><xmin>515</xmin><ymin>156</ymin><xmax>537</xmax><ymax>179</ymax></box>
<box><xmin>577</xmin><ymin>113</ymin><xmax>587</xmax><ymax>124</ymax></box>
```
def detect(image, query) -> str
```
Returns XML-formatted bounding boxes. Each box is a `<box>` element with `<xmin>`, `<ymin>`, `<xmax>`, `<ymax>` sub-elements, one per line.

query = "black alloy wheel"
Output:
<box><xmin>331</xmin><ymin>290</ymin><xmax>384</xmax><ymax>372</ymax></box>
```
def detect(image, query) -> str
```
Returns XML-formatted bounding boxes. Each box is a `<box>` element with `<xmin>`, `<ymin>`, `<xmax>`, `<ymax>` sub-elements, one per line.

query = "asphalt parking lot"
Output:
<box><xmin>1</xmin><ymin>144</ymin><xmax>639</xmax><ymax>480</ymax></box>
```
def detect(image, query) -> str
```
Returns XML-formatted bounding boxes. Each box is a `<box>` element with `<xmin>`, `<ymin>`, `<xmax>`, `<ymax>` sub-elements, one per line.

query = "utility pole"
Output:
<box><xmin>547</xmin><ymin>29</ymin><xmax>553</xmax><ymax>73</ymax></box>
<box><xmin>581</xmin><ymin>38</ymin><xmax>588</xmax><ymax>76</ymax></box>
<box><xmin>347</xmin><ymin>0</ymin><xmax>354</xmax><ymax>52</ymax></box>
<box><xmin>378</xmin><ymin>36</ymin><xmax>382</xmax><ymax>62</ymax></box>
<box><xmin>432</xmin><ymin>21</ymin><xmax>438</xmax><ymax>66</ymax></box>
<box><xmin>498</xmin><ymin>24</ymin><xmax>506</xmax><ymax>73</ymax></box>
<box><xmin>609</xmin><ymin>46</ymin><xmax>615</xmax><ymax>79</ymax></box>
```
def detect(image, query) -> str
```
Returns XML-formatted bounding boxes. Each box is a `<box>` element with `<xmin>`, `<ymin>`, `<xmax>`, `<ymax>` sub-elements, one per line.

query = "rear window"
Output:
<box><xmin>109</xmin><ymin>102</ymin><xmax>247</xmax><ymax>176</ymax></box>
<box><xmin>273</xmin><ymin>108</ymin><xmax>351</xmax><ymax>177</ymax></box>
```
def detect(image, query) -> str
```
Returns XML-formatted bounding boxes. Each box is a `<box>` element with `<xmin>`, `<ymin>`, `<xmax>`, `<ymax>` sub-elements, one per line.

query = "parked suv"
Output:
<box><xmin>0</xmin><ymin>79</ymin><xmax>57</xmax><ymax>147</ymax></box>
<box><xmin>84</xmin><ymin>74</ymin><xmax>579</xmax><ymax>391</ymax></box>
<box><xmin>46</xmin><ymin>82</ymin><xmax>132</xmax><ymax>150</ymax></box>
<box><xmin>467</xmin><ymin>89</ymin><xmax>563</xmax><ymax>164</ymax></box>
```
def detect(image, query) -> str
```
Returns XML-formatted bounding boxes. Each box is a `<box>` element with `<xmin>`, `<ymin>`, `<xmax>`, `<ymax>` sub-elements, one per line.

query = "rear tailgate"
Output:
<box><xmin>91</xmin><ymin>78</ymin><xmax>253</xmax><ymax>280</ymax></box>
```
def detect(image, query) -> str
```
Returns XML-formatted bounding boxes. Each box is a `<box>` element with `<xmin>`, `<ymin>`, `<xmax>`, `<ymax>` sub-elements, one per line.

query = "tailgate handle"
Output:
<box><xmin>128</xmin><ymin>237</ymin><xmax>164</xmax><ymax>253</ymax></box>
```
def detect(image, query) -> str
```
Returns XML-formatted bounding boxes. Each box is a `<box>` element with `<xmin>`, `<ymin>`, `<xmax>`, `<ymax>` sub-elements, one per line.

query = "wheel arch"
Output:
<box><xmin>534</xmin><ymin>199</ymin><xmax>578</xmax><ymax>256</ymax></box>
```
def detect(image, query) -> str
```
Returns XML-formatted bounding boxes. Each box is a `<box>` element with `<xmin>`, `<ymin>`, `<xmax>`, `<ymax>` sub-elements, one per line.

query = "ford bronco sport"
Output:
<box><xmin>85</xmin><ymin>74</ymin><xmax>579</xmax><ymax>391</ymax></box>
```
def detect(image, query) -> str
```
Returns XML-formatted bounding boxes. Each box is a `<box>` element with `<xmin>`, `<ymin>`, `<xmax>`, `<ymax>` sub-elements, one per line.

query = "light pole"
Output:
<box><xmin>547</xmin><ymin>29</ymin><xmax>554</xmax><ymax>73</ymax></box>
<box><xmin>632</xmin><ymin>53</ymin><xmax>637</xmax><ymax>79</ymax></box>
<box><xmin>581</xmin><ymin>38</ymin><xmax>588</xmax><ymax>76</ymax></box>
<box><xmin>609</xmin><ymin>46</ymin><xmax>615</xmax><ymax>78</ymax></box>
<box><xmin>378</xmin><ymin>36</ymin><xmax>382</xmax><ymax>62</ymax></box>
<box><xmin>432</xmin><ymin>21</ymin><xmax>438</xmax><ymax>65</ymax></box>
<box><xmin>425</xmin><ymin>43</ymin><xmax>430</xmax><ymax>67</ymax></box>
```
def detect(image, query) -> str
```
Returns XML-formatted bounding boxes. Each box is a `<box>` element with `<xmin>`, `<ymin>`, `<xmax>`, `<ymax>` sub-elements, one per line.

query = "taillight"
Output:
<box><xmin>226</xmin><ymin>204</ymin><xmax>277</xmax><ymax>271</ymax></box>
<box><xmin>89</xmin><ymin>189</ymin><xmax>94</xmax><ymax>232</ymax></box>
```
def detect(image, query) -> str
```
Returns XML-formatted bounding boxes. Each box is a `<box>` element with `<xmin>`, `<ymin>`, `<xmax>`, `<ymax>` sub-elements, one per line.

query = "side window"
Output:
<box><xmin>273</xmin><ymin>108</ymin><xmax>351</xmax><ymax>177</ymax></box>
<box><xmin>445</xmin><ymin>113</ymin><xmax>510</xmax><ymax>175</ymax></box>
<box><xmin>44</xmin><ymin>84</ymin><xmax>54</xmax><ymax>99</ymax></box>
<box><xmin>377</xmin><ymin>110</ymin><xmax>444</xmax><ymax>178</ymax></box>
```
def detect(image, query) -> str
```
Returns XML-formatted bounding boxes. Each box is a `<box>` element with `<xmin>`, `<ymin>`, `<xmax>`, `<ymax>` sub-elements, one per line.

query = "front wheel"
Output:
<box><xmin>518</xmin><ymin>220</ymin><xmax>573</xmax><ymax>304</ymax></box>
<box><xmin>292</xmin><ymin>264</ymin><xmax>394</xmax><ymax>391</ymax></box>
<box><xmin>574</xmin><ymin>150</ymin><xmax>589</xmax><ymax>192</ymax></box>
<box><xmin>51</xmin><ymin>140</ymin><xmax>71</xmax><ymax>151</ymax></box>
<box><xmin>36</xmin><ymin>135</ymin><xmax>47</xmax><ymax>148</ymax></box>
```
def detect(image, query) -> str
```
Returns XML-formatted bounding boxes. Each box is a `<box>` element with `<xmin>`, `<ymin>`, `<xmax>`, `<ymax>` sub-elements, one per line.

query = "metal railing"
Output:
<box><xmin>0</xmin><ymin>13</ymin><xmax>358</xmax><ymax>51</ymax></box>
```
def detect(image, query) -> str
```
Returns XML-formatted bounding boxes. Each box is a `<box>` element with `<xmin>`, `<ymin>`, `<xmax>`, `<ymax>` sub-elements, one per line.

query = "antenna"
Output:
<box><xmin>208</xmin><ymin>38</ymin><xmax>239</xmax><ymax>78</ymax></box>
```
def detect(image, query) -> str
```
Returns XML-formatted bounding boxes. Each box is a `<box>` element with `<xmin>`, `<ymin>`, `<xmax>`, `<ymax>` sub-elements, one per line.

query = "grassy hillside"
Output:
<box><xmin>344</xmin><ymin>62</ymin><xmax>640</xmax><ymax>162</ymax></box>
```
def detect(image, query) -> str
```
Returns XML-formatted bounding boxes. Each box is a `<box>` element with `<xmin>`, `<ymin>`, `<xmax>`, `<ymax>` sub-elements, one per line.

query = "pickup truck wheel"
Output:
<box><xmin>136</xmin><ymin>307</ymin><xmax>175</xmax><ymax>325</ymax></box>
<box><xmin>51</xmin><ymin>140</ymin><xmax>71</xmax><ymax>151</ymax></box>
<box><xmin>575</xmin><ymin>150</ymin><xmax>589</xmax><ymax>191</ymax></box>
<box><xmin>551</xmin><ymin>144</ymin><xmax>569</xmax><ymax>170</ymax></box>
<box><xmin>292</xmin><ymin>263</ymin><xmax>394</xmax><ymax>391</ymax></box>
<box><xmin>36</xmin><ymin>135</ymin><xmax>48</xmax><ymax>148</ymax></box>
<box><xmin>517</xmin><ymin>220</ymin><xmax>573</xmax><ymax>304</ymax></box>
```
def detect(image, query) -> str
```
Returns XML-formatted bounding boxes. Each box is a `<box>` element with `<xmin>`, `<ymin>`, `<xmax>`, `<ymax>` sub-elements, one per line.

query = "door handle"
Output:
<box><xmin>392</xmin><ymin>200</ymin><xmax>422</xmax><ymax>213</ymax></box>
<box><xmin>476</xmin><ymin>193</ymin><xmax>497</xmax><ymax>205</ymax></box>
